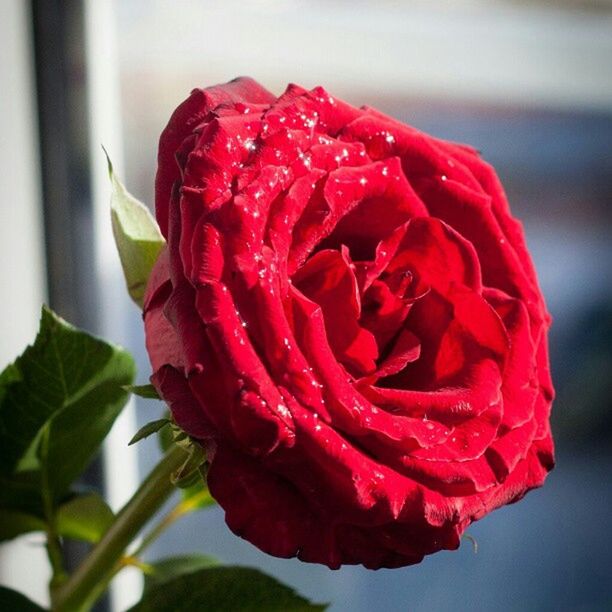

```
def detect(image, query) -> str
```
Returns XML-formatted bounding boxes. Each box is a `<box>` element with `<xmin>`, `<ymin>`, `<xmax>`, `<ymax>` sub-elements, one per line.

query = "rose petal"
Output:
<box><xmin>292</xmin><ymin>248</ymin><xmax>378</xmax><ymax>375</ymax></box>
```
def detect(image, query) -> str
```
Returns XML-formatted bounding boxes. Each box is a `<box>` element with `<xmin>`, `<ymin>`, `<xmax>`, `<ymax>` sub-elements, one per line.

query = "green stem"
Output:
<box><xmin>129</xmin><ymin>486</ymin><xmax>210</xmax><ymax>560</ymax></box>
<box><xmin>41</xmin><ymin>425</ymin><xmax>67</xmax><ymax>603</ymax></box>
<box><xmin>132</xmin><ymin>501</ymin><xmax>185</xmax><ymax>559</ymax></box>
<box><xmin>52</xmin><ymin>445</ymin><xmax>186</xmax><ymax>612</ymax></box>
<box><xmin>92</xmin><ymin>501</ymin><xmax>186</xmax><ymax>594</ymax></box>
<box><xmin>46</xmin><ymin>532</ymin><xmax>67</xmax><ymax>595</ymax></box>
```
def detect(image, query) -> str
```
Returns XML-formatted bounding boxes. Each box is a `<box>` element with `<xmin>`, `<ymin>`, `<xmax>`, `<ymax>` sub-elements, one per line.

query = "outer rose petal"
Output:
<box><xmin>156</xmin><ymin>77</ymin><xmax>276</xmax><ymax>237</ymax></box>
<box><xmin>146</xmin><ymin>78</ymin><xmax>554</xmax><ymax>569</ymax></box>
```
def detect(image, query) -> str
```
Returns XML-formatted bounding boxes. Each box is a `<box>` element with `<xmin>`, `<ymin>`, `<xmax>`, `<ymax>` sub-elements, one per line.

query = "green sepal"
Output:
<box><xmin>105</xmin><ymin>148</ymin><xmax>165</xmax><ymax>307</ymax></box>
<box><xmin>124</xmin><ymin>384</ymin><xmax>160</xmax><ymax>399</ymax></box>
<box><xmin>171</xmin><ymin>444</ymin><xmax>206</xmax><ymax>487</ymax></box>
<box><xmin>157</xmin><ymin>411</ymin><xmax>215</xmax><ymax>506</ymax></box>
<box><xmin>128</xmin><ymin>419</ymin><xmax>171</xmax><ymax>446</ymax></box>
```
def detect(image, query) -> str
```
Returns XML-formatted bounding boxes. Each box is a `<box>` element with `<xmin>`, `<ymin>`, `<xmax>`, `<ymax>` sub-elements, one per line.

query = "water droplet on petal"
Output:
<box><xmin>277</xmin><ymin>403</ymin><xmax>290</xmax><ymax>418</ymax></box>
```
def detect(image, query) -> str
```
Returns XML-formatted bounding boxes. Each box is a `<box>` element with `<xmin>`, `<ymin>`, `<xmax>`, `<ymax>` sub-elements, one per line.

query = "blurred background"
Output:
<box><xmin>1</xmin><ymin>0</ymin><xmax>611</xmax><ymax>610</ymax></box>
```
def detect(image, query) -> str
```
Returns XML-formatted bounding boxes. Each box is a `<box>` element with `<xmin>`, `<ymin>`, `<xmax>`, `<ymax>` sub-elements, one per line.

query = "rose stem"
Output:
<box><xmin>52</xmin><ymin>444</ymin><xmax>187</xmax><ymax>612</ymax></box>
<box><xmin>130</xmin><ymin>486</ymin><xmax>212</xmax><ymax>559</ymax></box>
<box><xmin>97</xmin><ymin>484</ymin><xmax>213</xmax><ymax>593</ymax></box>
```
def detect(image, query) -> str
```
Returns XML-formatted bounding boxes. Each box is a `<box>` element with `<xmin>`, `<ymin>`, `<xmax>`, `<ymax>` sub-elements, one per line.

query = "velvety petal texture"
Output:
<box><xmin>144</xmin><ymin>77</ymin><xmax>554</xmax><ymax>569</ymax></box>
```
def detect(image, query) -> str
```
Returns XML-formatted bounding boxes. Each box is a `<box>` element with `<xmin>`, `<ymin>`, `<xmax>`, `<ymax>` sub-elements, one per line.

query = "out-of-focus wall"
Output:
<box><xmin>0</xmin><ymin>0</ymin><xmax>48</xmax><ymax>606</ymax></box>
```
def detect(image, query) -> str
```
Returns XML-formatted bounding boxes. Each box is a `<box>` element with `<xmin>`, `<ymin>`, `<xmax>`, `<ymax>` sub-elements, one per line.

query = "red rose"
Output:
<box><xmin>144</xmin><ymin>77</ymin><xmax>554</xmax><ymax>569</ymax></box>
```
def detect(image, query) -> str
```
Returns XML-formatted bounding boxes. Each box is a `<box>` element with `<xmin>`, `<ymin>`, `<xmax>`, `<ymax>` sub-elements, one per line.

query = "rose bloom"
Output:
<box><xmin>144</xmin><ymin>77</ymin><xmax>554</xmax><ymax>569</ymax></box>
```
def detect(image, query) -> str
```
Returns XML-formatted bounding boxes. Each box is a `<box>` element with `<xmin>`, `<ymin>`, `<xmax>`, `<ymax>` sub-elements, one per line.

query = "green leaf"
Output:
<box><xmin>0</xmin><ymin>508</ymin><xmax>46</xmax><ymax>541</ymax></box>
<box><xmin>129</xmin><ymin>419</ymin><xmax>170</xmax><ymax>446</ymax></box>
<box><xmin>0</xmin><ymin>493</ymin><xmax>115</xmax><ymax>544</ymax></box>
<box><xmin>55</xmin><ymin>492</ymin><xmax>114</xmax><ymax>543</ymax></box>
<box><xmin>0</xmin><ymin>585</ymin><xmax>45</xmax><ymax>611</ymax></box>
<box><xmin>0</xmin><ymin>306</ymin><xmax>135</xmax><ymax>517</ymax></box>
<box><xmin>124</xmin><ymin>384</ymin><xmax>160</xmax><ymax>399</ymax></box>
<box><xmin>105</xmin><ymin>148</ymin><xmax>165</xmax><ymax>307</ymax></box>
<box><xmin>129</xmin><ymin>566</ymin><xmax>327</xmax><ymax>612</ymax></box>
<box><xmin>143</xmin><ymin>554</ymin><xmax>218</xmax><ymax>593</ymax></box>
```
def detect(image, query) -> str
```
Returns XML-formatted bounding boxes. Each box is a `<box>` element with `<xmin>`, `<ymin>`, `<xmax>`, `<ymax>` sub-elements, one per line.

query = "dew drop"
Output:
<box><xmin>277</xmin><ymin>403</ymin><xmax>291</xmax><ymax>418</ymax></box>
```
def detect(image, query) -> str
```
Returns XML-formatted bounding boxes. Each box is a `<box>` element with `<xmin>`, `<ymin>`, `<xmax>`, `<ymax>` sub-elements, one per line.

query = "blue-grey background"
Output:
<box><xmin>116</xmin><ymin>3</ymin><xmax>612</xmax><ymax>611</ymax></box>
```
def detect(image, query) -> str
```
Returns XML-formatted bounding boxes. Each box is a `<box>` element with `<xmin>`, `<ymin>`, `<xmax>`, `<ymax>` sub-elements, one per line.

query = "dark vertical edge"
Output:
<box><xmin>29</xmin><ymin>2</ymin><xmax>108</xmax><ymax>609</ymax></box>
<box><xmin>30</xmin><ymin>0</ymin><xmax>99</xmax><ymax>331</ymax></box>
